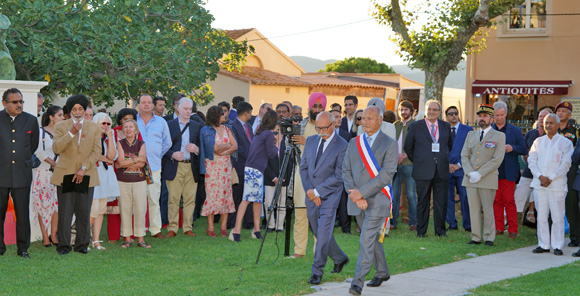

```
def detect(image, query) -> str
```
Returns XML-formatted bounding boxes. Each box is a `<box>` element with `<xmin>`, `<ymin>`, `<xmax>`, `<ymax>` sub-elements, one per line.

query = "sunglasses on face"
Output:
<box><xmin>7</xmin><ymin>100</ymin><xmax>24</xmax><ymax>105</ymax></box>
<box><xmin>447</xmin><ymin>112</ymin><xmax>458</xmax><ymax>116</ymax></box>
<box><xmin>356</xmin><ymin>117</ymin><xmax>362</xmax><ymax>121</ymax></box>
<box><xmin>102</xmin><ymin>122</ymin><xmax>112</xmax><ymax>126</ymax></box>
<box><xmin>273</xmin><ymin>131</ymin><xmax>279</xmax><ymax>135</ymax></box>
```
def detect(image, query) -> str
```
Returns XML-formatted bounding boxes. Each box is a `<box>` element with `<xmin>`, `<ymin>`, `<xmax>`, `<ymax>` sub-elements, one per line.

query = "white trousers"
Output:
<box><xmin>514</xmin><ymin>177</ymin><xmax>534</xmax><ymax>212</ymax></box>
<box><xmin>146</xmin><ymin>170</ymin><xmax>162</xmax><ymax>235</ymax></box>
<box><xmin>264</xmin><ymin>185</ymin><xmax>287</xmax><ymax>230</ymax></box>
<box><xmin>533</xmin><ymin>188</ymin><xmax>566</xmax><ymax>250</ymax></box>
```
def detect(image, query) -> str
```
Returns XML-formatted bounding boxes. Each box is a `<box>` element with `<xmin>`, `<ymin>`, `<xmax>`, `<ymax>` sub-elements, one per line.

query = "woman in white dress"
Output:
<box><xmin>90</xmin><ymin>113</ymin><xmax>121</xmax><ymax>250</ymax></box>
<box><xmin>32</xmin><ymin>106</ymin><xmax>64</xmax><ymax>247</ymax></box>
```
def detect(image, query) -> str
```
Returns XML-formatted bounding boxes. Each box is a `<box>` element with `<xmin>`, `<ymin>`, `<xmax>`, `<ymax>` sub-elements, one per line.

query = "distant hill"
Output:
<box><xmin>291</xmin><ymin>56</ymin><xmax>466</xmax><ymax>89</ymax></box>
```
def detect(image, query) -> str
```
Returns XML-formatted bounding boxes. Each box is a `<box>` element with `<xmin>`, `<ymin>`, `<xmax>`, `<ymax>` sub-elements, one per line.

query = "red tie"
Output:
<box><xmin>244</xmin><ymin>123</ymin><xmax>252</xmax><ymax>143</ymax></box>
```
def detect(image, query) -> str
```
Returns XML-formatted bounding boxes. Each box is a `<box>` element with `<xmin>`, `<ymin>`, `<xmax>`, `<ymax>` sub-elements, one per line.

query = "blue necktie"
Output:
<box><xmin>315</xmin><ymin>139</ymin><xmax>326</xmax><ymax>167</ymax></box>
<box><xmin>430</xmin><ymin>124</ymin><xmax>436</xmax><ymax>142</ymax></box>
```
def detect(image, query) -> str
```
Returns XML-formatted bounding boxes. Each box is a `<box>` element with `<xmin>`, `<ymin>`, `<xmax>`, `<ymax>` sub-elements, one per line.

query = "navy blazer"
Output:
<box><xmin>300</xmin><ymin>133</ymin><xmax>348</xmax><ymax>210</ymax></box>
<box><xmin>339</xmin><ymin>116</ymin><xmax>355</xmax><ymax>142</ymax></box>
<box><xmin>492</xmin><ymin>122</ymin><xmax>527</xmax><ymax>181</ymax></box>
<box><xmin>449</xmin><ymin>123</ymin><xmax>473</xmax><ymax>177</ymax></box>
<box><xmin>404</xmin><ymin>119</ymin><xmax>453</xmax><ymax>181</ymax></box>
<box><xmin>162</xmin><ymin>118</ymin><xmax>202</xmax><ymax>182</ymax></box>
<box><xmin>230</xmin><ymin>118</ymin><xmax>253</xmax><ymax>174</ymax></box>
<box><xmin>337</xmin><ymin>128</ymin><xmax>350</xmax><ymax>143</ymax></box>
<box><xmin>0</xmin><ymin>110</ymin><xmax>39</xmax><ymax>188</ymax></box>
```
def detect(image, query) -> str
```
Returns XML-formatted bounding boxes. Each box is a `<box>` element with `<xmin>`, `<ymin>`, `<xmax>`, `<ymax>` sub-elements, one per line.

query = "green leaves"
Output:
<box><xmin>1</xmin><ymin>0</ymin><xmax>251</xmax><ymax>107</ymax></box>
<box><xmin>323</xmin><ymin>57</ymin><xmax>396</xmax><ymax>73</ymax></box>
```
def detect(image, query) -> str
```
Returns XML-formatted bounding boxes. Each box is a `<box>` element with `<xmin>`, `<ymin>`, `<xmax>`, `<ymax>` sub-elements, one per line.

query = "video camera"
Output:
<box><xmin>279</xmin><ymin>116</ymin><xmax>302</xmax><ymax>137</ymax></box>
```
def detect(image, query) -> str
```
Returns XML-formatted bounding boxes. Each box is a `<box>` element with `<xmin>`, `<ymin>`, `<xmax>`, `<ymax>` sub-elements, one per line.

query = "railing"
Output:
<box><xmin>464</xmin><ymin>120</ymin><xmax>535</xmax><ymax>135</ymax></box>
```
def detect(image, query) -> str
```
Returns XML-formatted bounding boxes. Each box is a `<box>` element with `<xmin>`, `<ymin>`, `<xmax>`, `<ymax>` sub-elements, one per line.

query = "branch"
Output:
<box><xmin>388</xmin><ymin>0</ymin><xmax>413</xmax><ymax>46</ymax></box>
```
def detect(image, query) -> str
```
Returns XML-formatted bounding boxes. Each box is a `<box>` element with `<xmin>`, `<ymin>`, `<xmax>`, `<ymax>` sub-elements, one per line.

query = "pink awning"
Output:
<box><xmin>472</xmin><ymin>80</ymin><xmax>573</xmax><ymax>95</ymax></box>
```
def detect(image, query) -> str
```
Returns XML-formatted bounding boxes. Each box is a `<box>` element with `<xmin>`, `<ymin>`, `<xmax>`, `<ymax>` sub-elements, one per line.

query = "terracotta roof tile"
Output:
<box><xmin>219</xmin><ymin>66</ymin><xmax>311</xmax><ymax>87</ymax></box>
<box><xmin>300</xmin><ymin>75</ymin><xmax>386</xmax><ymax>89</ymax></box>
<box><xmin>224</xmin><ymin>29</ymin><xmax>254</xmax><ymax>40</ymax></box>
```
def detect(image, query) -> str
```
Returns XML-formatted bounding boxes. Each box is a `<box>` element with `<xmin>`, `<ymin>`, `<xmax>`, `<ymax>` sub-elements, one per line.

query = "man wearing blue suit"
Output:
<box><xmin>445</xmin><ymin>106</ymin><xmax>473</xmax><ymax>232</ymax></box>
<box><xmin>300</xmin><ymin>111</ymin><xmax>349</xmax><ymax>285</ymax></box>
<box><xmin>491</xmin><ymin>101</ymin><xmax>526</xmax><ymax>238</ymax></box>
<box><xmin>340</xmin><ymin>95</ymin><xmax>358</xmax><ymax>141</ymax></box>
<box><xmin>162</xmin><ymin>97</ymin><xmax>202</xmax><ymax>237</ymax></box>
<box><xmin>404</xmin><ymin>100</ymin><xmax>453</xmax><ymax>237</ymax></box>
<box><xmin>229</xmin><ymin>102</ymin><xmax>254</xmax><ymax>229</ymax></box>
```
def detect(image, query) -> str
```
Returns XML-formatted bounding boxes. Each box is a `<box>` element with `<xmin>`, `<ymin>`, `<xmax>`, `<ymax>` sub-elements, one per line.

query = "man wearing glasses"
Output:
<box><xmin>0</xmin><ymin>88</ymin><xmax>39</xmax><ymax>258</ymax></box>
<box><xmin>445</xmin><ymin>106</ymin><xmax>473</xmax><ymax>233</ymax></box>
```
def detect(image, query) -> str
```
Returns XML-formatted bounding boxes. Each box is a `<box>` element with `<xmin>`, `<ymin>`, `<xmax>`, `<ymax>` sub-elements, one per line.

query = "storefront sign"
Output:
<box><xmin>472</xmin><ymin>80</ymin><xmax>572</xmax><ymax>96</ymax></box>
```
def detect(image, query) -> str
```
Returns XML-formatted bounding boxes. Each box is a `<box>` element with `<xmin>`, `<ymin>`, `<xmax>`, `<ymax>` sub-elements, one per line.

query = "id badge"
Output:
<box><xmin>432</xmin><ymin>143</ymin><xmax>440</xmax><ymax>152</ymax></box>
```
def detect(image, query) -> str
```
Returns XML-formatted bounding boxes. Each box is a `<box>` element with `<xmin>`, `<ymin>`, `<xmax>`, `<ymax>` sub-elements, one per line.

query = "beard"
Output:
<box><xmin>309</xmin><ymin>109</ymin><xmax>320</xmax><ymax>120</ymax></box>
<box><xmin>478</xmin><ymin>120</ymin><xmax>489</xmax><ymax>128</ymax></box>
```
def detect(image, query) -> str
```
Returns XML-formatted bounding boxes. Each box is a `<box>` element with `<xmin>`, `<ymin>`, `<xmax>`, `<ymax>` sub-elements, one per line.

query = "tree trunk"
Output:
<box><xmin>424</xmin><ymin>70</ymin><xmax>447</xmax><ymax>103</ymax></box>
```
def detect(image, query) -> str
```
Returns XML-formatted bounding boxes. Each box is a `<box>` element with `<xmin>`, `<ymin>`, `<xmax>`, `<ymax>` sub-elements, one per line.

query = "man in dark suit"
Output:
<box><xmin>229</xmin><ymin>102</ymin><xmax>254</xmax><ymax>229</ymax></box>
<box><xmin>340</xmin><ymin>95</ymin><xmax>358</xmax><ymax>141</ymax></box>
<box><xmin>162</xmin><ymin>97</ymin><xmax>202</xmax><ymax>237</ymax></box>
<box><xmin>0</xmin><ymin>88</ymin><xmax>39</xmax><ymax>258</ymax></box>
<box><xmin>343</xmin><ymin>106</ymin><xmax>398</xmax><ymax>295</ymax></box>
<box><xmin>247</xmin><ymin>102</ymin><xmax>273</xmax><ymax>134</ymax></box>
<box><xmin>491</xmin><ymin>101</ymin><xmax>526</xmax><ymax>238</ymax></box>
<box><xmin>404</xmin><ymin>100</ymin><xmax>453</xmax><ymax>237</ymax></box>
<box><xmin>332</xmin><ymin>109</ymin><xmax>351</xmax><ymax>233</ymax></box>
<box><xmin>300</xmin><ymin>111</ymin><xmax>349</xmax><ymax>285</ymax></box>
<box><xmin>164</xmin><ymin>93</ymin><xmax>204</xmax><ymax>125</ymax></box>
<box><xmin>445</xmin><ymin>106</ymin><xmax>473</xmax><ymax>232</ymax></box>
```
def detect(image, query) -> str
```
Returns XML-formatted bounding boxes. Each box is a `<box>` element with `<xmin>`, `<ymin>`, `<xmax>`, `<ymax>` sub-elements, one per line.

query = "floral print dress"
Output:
<box><xmin>202</xmin><ymin>125</ymin><xmax>235</xmax><ymax>215</ymax></box>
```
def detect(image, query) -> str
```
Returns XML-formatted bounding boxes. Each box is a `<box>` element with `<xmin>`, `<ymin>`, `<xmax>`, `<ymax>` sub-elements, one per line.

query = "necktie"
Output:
<box><xmin>244</xmin><ymin>123</ymin><xmax>252</xmax><ymax>143</ymax></box>
<box><xmin>430</xmin><ymin>124</ymin><xmax>436</xmax><ymax>142</ymax></box>
<box><xmin>367</xmin><ymin>136</ymin><xmax>373</xmax><ymax>147</ymax></box>
<box><xmin>451</xmin><ymin>127</ymin><xmax>456</xmax><ymax>144</ymax></box>
<box><xmin>314</xmin><ymin>139</ymin><xmax>326</xmax><ymax>167</ymax></box>
<box><xmin>480</xmin><ymin>130</ymin><xmax>484</xmax><ymax>141</ymax></box>
<box><xmin>101</xmin><ymin>137</ymin><xmax>108</xmax><ymax>170</ymax></box>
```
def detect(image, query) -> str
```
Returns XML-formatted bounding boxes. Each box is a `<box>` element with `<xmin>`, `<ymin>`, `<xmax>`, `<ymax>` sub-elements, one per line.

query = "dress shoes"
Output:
<box><xmin>331</xmin><ymin>258</ymin><xmax>349</xmax><ymax>273</ymax></box>
<box><xmin>288</xmin><ymin>253</ymin><xmax>304</xmax><ymax>258</ymax></box>
<box><xmin>229</xmin><ymin>231</ymin><xmax>241</xmax><ymax>242</ymax></box>
<box><xmin>349</xmin><ymin>284</ymin><xmax>362</xmax><ymax>295</ymax></box>
<box><xmin>266</xmin><ymin>228</ymin><xmax>274</xmax><ymax>233</ymax></box>
<box><xmin>532</xmin><ymin>246</ymin><xmax>550</xmax><ymax>253</ymax></box>
<box><xmin>58</xmin><ymin>250</ymin><xmax>69</xmax><ymax>256</ymax></box>
<box><xmin>417</xmin><ymin>233</ymin><xmax>425</xmax><ymax>238</ymax></box>
<box><xmin>465</xmin><ymin>228</ymin><xmax>471</xmax><ymax>232</ymax></box>
<box><xmin>151</xmin><ymin>232</ymin><xmax>166</xmax><ymax>239</ymax></box>
<box><xmin>409</xmin><ymin>225</ymin><xmax>417</xmax><ymax>231</ymax></box>
<box><xmin>184</xmin><ymin>231</ymin><xmax>196</xmax><ymax>237</ymax></box>
<box><xmin>484</xmin><ymin>241</ymin><xmax>494</xmax><ymax>246</ymax></box>
<box><xmin>508</xmin><ymin>232</ymin><xmax>517</xmax><ymax>239</ymax></box>
<box><xmin>572</xmin><ymin>249</ymin><xmax>580</xmax><ymax>257</ymax></box>
<box><xmin>165</xmin><ymin>231</ymin><xmax>177</xmax><ymax>238</ymax></box>
<box><xmin>468</xmin><ymin>240</ymin><xmax>481</xmax><ymax>245</ymax></box>
<box><xmin>447</xmin><ymin>226</ymin><xmax>458</xmax><ymax>231</ymax></box>
<box><xmin>18</xmin><ymin>252</ymin><xmax>30</xmax><ymax>259</ymax></box>
<box><xmin>307</xmin><ymin>274</ymin><xmax>322</xmax><ymax>285</ymax></box>
<box><xmin>77</xmin><ymin>249</ymin><xmax>88</xmax><ymax>254</ymax></box>
<box><xmin>436</xmin><ymin>233</ymin><xmax>448</xmax><ymax>237</ymax></box>
<box><xmin>554</xmin><ymin>249</ymin><xmax>563</xmax><ymax>256</ymax></box>
<box><xmin>496</xmin><ymin>230</ymin><xmax>504</xmax><ymax>235</ymax></box>
<box><xmin>568</xmin><ymin>240</ymin><xmax>579</xmax><ymax>247</ymax></box>
<box><xmin>367</xmin><ymin>276</ymin><xmax>390</xmax><ymax>287</ymax></box>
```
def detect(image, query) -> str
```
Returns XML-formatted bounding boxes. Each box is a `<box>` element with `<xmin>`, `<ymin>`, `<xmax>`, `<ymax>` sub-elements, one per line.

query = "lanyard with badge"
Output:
<box><xmin>430</xmin><ymin>123</ymin><xmax>439</xmax><ymax>152</ymax></box>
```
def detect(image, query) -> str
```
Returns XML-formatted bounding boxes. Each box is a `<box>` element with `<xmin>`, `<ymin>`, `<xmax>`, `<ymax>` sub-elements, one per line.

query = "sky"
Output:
<box><xmin>202</xmin><ymin>0</ymin><xmax>410</xmax><ymax>66</ymax></box>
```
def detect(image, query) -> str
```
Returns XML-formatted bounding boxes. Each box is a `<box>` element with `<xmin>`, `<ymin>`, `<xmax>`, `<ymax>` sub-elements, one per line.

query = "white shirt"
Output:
<box><xmin>480</xmin><ymin>125</ymin><xmax>492</xmax><ymax>140</ymax></box>
<box><xmin>68</xmin><ymin>119</ymin><xmax>84</xmax><ymax>144</ymax></box>
<box><xmin>528</xmin><ymin>133</ymin><xmax>573</xmax><ymax>191</ymax></box>
<box><xmin>252</xmin><ymin>115</ymin><xmax>262</xmax><ymax>134</ymax></box>
<box><xmin>346</xmin><ymin>115</ymin><xmax>354</xmax><ymax>133</ymax></box>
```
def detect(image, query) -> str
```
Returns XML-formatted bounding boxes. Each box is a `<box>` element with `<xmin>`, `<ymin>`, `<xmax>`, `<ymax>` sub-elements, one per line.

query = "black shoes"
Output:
<box><xmin>349</xmin><ymin>285</ymin><xmax>362</xmax><ymax>295</ymax></box>
<box><xmin>447</xmin><ymin>226</ymin><xmax>458</xmax><ymax>230</ymax></box>
<box><xmin>572</xmin><ymin>249</ymin><xmax>580</xmax><ymax>257</ymax></box>
<box><xmin>417</xmin><ymin>233</ymin><xmax>425</xmax><ymax>238</ymax></box>
<box><xmin>532</xmin><ymin>246</ymin><xmax>550</xmax><ymax>253</ymax></box>
<box><xmin>484</xmin><ymin>241</ymin><xmax>494</xmax><ymax>246</ymax></box>
<box><xmin>308</xmin><ymin>274</ymin><xmax>322</xmax><ymax>285</ymax></box>
<box><xmin>568</xmin><ymin>240</ymin><xmax>579</xmax><ymax>247</ymax></box>
<box><xmin>436</xmin><ymin>233</ymin><xmax>448</xmax><ymax>237</ymax></box>
<box><xmin>468</xmin><ymin>240</ymin><xmax>481</xmax><ymax>245</ymax></box>
<box><xmin>77</xmin><ymin>249</ymin><xmax>88</xmax><ymax>254</ymax></box>
<box><xmin>331</xmin><ymin>258</ymin><xmax>349</xmax><ymax>274</ymax></box>
<box><xmin>18</xmin><ymin>252</ymin><xmax>30</xmax><ymax>259</ymax></box>
<box><xmin>266</xmin><ymin>228</ymin><xmax>274</xmax><ymax>233</ymax></box>
<box><xmin>554</xmin><ymin>249</ymin><xmax>563</xmax><ymax>256</ymax></box>
<box><xmin>58</xmin><ymin>250</ymin><xmax>69</xmax><ymax>256</ymax></box>
<box><xmin>367</xmin><ymin>276</ymin><xmax>390</xmax><ymax>287</ymax></box>
<box><xmin>465</xmin><ymin>228</ymin><xmax>471</xmax><ymax>232</ymax></box>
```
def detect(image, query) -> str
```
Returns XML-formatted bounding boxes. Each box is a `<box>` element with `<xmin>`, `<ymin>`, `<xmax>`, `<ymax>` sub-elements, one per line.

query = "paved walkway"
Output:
<box><xmin>307</xmin><ymin>239</ymin><xmax>580</xmax><ymax>296</ymax></box>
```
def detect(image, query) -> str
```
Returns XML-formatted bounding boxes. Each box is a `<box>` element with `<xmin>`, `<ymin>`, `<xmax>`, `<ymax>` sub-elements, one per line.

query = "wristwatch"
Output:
<box><xmin>81</xmin><ymin>165</ymin><xmax>87</xmax><ymax>171</ymax></box>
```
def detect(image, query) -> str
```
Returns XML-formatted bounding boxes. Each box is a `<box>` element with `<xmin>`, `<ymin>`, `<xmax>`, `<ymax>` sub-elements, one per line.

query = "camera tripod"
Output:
<box><xmin>255</xmin><ymin>138</ymin><xmax>301</xmax><ymax>264</ymax></box>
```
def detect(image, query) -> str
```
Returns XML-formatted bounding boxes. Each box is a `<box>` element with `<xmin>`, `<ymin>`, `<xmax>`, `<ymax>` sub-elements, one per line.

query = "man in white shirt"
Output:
<box><xmin>528</xmin><ymin>113</ymin><xmax>573</xmax><ymax>256</ymax></box>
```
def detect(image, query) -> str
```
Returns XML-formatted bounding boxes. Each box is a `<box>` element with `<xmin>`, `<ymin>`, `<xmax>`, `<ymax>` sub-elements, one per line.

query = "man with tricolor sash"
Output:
<box><xmin>343</xmin><ymin>106</ymin><xmax>398</xmax><ymax>295</ymax></box>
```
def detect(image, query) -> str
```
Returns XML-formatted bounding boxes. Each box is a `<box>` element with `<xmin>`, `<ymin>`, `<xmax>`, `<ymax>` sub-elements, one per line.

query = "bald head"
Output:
<box><xmin>315</xmin><ymin>111</ymin><xmax>335</xmax><ymax>139</ymax></box>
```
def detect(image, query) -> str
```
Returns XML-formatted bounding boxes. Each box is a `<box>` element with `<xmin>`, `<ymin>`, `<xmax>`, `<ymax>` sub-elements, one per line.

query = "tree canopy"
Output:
<box><xmin>372</xmin><ymin>0</ymin><xmax>522</xmax><ymax>101</ymax></box>
<box><xmin>1</xmin><ymin>0</ymin><xmax>252</xmax><ymax>106</ymax></box>
<box><xmin>322</xmin><ymin>57</ymin><xmax>396</xmax><ymax>73</ymax></box>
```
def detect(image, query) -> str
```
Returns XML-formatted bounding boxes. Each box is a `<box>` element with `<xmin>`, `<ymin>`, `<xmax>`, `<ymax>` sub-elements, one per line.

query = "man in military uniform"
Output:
<box><xmin>461</xmin><ymin>104</ymin><xmax>506</xmax><ymax>246</ymax></box>
<box><xmin>555</xmin><ymin>101</ymin><xmax>580</xmax><ymax>247</ymax></box>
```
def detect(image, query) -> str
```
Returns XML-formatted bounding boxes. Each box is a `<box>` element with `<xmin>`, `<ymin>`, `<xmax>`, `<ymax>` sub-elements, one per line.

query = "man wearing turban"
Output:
<box><xmin>51</xmin><ymin>94</ymin><xmax>102</xmax><ymax>255</ymax></box>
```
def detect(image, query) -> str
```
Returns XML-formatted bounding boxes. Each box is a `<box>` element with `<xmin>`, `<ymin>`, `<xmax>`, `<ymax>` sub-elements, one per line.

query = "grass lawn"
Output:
<box><xmin>1</xmin><ymin>215</ymin><xmax>539</xmax><ymax>295</ymax></box>
<box><xmin>470</xmin><ymin>261</ymin><xmax>580</xmax><ymax>295</ymax></box>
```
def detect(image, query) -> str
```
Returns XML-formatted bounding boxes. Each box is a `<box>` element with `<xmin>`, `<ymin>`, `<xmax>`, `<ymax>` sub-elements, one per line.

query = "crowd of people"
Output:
<box><xmin>2</xmin><ymin>87</ymin><xmax>580</xmax><ymax>295</ymax></box>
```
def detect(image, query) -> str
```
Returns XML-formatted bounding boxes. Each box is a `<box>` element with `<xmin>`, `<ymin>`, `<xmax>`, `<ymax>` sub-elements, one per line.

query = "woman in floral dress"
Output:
<box><xmin>200</xmin><ymin>106</ymin><xmax>238</xmax><ymax>237</ymax></box>
<box><xmin>32</xmin><ymin>106</ymin><xmax>64</xmax><ymax>247</ymax></box>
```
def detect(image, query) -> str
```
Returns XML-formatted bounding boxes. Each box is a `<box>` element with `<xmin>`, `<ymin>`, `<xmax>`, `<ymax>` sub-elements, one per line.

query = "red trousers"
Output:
<box><xmin>494</xmin><ymin>179</ymin><xmax>518</xmax><ymax>234</ymax></box>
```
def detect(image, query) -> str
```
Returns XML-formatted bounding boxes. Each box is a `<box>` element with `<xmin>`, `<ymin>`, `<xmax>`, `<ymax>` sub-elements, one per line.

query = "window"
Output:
<box><xmin>509</xmin><ymin>0</ymin><xmax>547</xmax><ymax>30</ymax></box>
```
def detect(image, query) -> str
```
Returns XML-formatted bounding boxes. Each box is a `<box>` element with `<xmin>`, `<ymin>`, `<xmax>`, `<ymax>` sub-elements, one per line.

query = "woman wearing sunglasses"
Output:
<box><xmin>90</xmin><ymin>113</ymin><xmax>120</xmax><ymax>250</ymax></box>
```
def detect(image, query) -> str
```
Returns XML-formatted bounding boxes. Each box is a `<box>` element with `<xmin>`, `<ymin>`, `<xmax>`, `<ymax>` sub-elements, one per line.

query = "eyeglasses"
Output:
<box><xmin>356</xmin><ymin>117</ymin><xmax>362</xmax><ymax>121</ymax></box>
<box><xmin>447</xmin><ymin>112</ymin><xmax>458</xmax><ymax>116</ymax></box>
<box><xmin>273</xmin><ymin>131</ymin><xmax>279</xmax><ymax>135</ymax></box>
<box><xmin>7</xmin><ymin>100</ymin><xmax>24</xmax><ymax>105</ymax></box>
<box><xmin>315</xmin><ymin>123</ymin><xmax>333</xmax><ymax>132</ymax></box>
<box><xmin>101</xmin><ymin>122</ymin><xmax>112</xmax><ymax>126</ymax></box>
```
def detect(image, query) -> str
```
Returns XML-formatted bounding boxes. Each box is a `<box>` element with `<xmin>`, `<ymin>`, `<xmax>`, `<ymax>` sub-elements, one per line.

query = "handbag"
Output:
<box><xmin>231</xmin><ymin>167</ymin><xmax>239</xmax><ymax>185</ymax></box>
<box><xmin>144</xmin><ymin>162</ymin><xmax>154</xmax><ymax>184</ymax></box>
